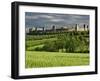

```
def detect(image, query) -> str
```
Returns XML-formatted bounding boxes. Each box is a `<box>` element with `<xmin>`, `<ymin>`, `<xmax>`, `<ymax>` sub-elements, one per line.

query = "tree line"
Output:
<box><xmin>33</xmin><ymin>31</ymin><xmax>89</xmax><ymax>53</ymax></box>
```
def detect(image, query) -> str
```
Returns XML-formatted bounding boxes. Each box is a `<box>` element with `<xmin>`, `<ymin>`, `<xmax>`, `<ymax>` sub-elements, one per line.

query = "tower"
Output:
<box><xmin>87</xmin><ymin>25</ymin><xmax>89</xmax><ymax>31</ymax></box>
<box><xmin>43</xmin><ymin>27</ymin><xmax>45</xmax><ymax>32</ymax></box>
<box><xmin>52</xmin><ymin>25</ymin><xmax>56</xmax><ymax>31</ymax></box>
<box><xmin>35</xmin><ymin>27</ymin><xmax>37</xmax><ymax>31</ymax></box>
<box><xmin>75</xmin><ymin>24</ymin><xmax>79</xmax><ymax>31</ymax></box>
<box><xmin>83</xmin><ymin>24</ymin><xmax>86</xmax><ymax>31</ymax></box>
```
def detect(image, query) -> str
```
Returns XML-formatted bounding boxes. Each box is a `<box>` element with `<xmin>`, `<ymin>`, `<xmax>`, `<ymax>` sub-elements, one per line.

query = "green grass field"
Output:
<box><xmin>25</xmin><ymin>51</ymin><xmax>89</xmax><ymax>68</ymax></box>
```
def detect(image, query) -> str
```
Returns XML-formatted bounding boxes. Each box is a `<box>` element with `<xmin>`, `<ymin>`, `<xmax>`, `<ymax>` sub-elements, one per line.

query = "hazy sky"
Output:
<box><xmin>25</xmin><ymin>12</ymin><xmax>89</xmax><ymax>28</ymax></box>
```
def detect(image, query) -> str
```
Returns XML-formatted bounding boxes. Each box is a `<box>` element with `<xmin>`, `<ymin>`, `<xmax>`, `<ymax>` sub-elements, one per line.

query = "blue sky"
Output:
<box><xmin>25</xmin><ymin>12</ymin><xmax>89</xmax><ymax>28</ymax></box>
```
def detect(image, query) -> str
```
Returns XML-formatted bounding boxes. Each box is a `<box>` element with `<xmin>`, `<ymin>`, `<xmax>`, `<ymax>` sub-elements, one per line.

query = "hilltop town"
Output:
<box><xmin>26</xmin><ymin>24</ymin><xmax>89</xmax><ymax>34</ymax></box>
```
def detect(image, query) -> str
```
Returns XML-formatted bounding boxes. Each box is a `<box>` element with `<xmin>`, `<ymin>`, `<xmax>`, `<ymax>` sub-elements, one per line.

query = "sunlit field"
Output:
<box><xmin>25</xmin><ymin>51</ymin><xmax>89</xmax><ymax>68</ymax></box>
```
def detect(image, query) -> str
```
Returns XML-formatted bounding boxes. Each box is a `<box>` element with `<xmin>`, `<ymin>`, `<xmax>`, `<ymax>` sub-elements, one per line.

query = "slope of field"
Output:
<box><xmin>25</xmin><ymin>51</ymin><xmax>89</xmax><ymax>68</ymax></box>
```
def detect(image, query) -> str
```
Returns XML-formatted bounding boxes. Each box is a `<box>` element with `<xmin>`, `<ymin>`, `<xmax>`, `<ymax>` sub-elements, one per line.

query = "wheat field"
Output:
<box><xmin>25</xmin><ymin>51</ymin><xmax>89</xmax><ymax>68</ymax></box>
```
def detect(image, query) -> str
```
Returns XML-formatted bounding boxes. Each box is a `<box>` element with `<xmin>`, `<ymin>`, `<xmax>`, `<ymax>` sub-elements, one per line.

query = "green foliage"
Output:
<box><xmin>25</xmin><ymin>31</ymin><xmax>90</xmax><ymax>68</ymax></box>
<box><xmin>26</xmin><ymin>31</ymin><xmax>89</xmax><ymax>53</ymax></box>
<box><xmin>42</xmin><ymin>41</ymin><xmax>58</xmax><ymax>52</ymax></box>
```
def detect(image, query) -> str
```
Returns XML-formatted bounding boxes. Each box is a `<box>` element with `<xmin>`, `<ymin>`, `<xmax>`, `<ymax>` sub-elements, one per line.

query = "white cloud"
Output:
<box><xmin>50</xmin><ymin>18</ymin><xmax>65</xmax><ymax>22</ymax></box>
<box><xmin>39</xmin><ymin>15</ymin><xmax>54</xmax><ymax>19</ymax></box>
<box><xmin>26</xmin><ymin>14</ymin><xmax>55</xmax><ymax>20</ymax></box>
